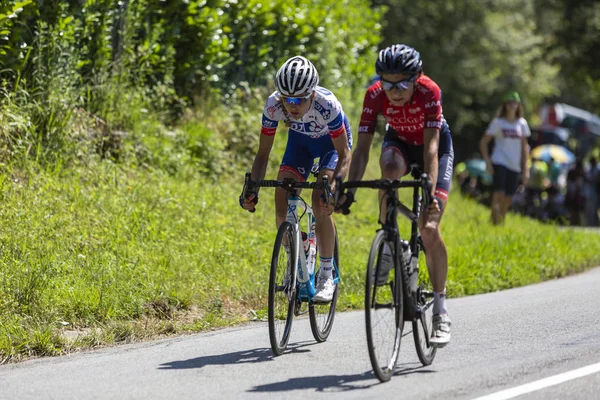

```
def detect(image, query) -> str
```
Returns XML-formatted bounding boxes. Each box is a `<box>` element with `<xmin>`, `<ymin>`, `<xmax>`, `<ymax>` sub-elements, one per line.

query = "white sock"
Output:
<box><xmin>433</xmin><ymin>290</ymin><xmax>447</xmax><ymax>316</ymax></box>
<box><xmin>319</xmin><ymin>256</ymin><xmax>333</xmax><ymax>278</ymax></box>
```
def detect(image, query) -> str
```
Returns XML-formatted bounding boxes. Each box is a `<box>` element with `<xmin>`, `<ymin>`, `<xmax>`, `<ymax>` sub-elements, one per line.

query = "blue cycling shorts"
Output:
<box><xmin>280</xmin><ymin>115</ymin><xmax>352</xmax><ymax>181</ymax></box>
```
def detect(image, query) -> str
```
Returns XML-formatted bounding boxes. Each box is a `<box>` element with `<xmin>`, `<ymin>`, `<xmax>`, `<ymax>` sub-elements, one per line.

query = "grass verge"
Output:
<box><xmin>1</xmin><ymin>152</ymin><xmax>599</xmax><ymax>363</ymax></box>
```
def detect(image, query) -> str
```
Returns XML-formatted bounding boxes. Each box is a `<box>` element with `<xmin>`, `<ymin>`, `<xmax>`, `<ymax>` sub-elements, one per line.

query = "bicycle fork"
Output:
<box><xmin>286</xmin><ymin>195</ymin><xmax>316</xmax><ymax>300</ymax></box>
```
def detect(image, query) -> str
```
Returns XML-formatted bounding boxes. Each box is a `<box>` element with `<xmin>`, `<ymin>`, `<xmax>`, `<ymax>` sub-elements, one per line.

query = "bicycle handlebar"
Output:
<box><xmin>242</xmin><ymin>172</ymin><xmax>332</xmax><ymax>208</ymax></box>
<box><xmin>334</xmin><ymin>174</ymin><xmax>433</xmax><ymax>210</ymax></box>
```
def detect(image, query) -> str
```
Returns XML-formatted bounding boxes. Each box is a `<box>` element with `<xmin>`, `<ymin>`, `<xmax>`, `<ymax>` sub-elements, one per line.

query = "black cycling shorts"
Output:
<box><xmin>382</xmin><ymin>120</ymin><xmax>454</xmax><ymax>202</ymax></box>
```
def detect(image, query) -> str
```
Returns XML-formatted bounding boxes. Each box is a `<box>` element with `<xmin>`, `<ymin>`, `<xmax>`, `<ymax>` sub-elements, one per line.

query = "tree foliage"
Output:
<box><xmin>0</xmin><ymin>0</ymin><xmax>598</xmax><ymax>165</ymax></box>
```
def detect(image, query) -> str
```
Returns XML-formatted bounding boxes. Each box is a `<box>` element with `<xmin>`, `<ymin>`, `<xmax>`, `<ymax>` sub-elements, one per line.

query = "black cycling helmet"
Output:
<box><xmin>375</xmin><ymin>44</ymin><xmax>423</xmax><ymax>75</ymax></box>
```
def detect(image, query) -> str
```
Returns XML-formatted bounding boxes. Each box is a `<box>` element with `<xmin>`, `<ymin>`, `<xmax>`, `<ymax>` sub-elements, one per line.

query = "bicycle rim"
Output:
<box><xmin>365</xmin><ymin>230</ymin><xmax>403</xmax><ymax>382</ymax></box>
<box><xmin>268</xmin><ymin>222</ymin><xmax>297</xmax><ymax>356</ymax></box>
<box><xmin>309</xmin><ymin>228</ymin><xmax>340</xmax><ymax>342</ymax></box>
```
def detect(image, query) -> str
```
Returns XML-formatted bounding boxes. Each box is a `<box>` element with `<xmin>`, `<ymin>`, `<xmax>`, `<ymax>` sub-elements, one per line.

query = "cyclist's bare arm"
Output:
<box><xmin>347</xmin><ymin>133</ymin><xmax>374</xmax><ymax>193</ymax></box>
<box><xmin>251</xmin><ymin>132</ymin><xmax>276</xmax><ymax>181</ymax></box>
<box><xmin>242</xmin><ymin>133</ymin><xmax>275</xmax><ymax>211</ymax></box>
<box><xmin>423</xmin><ymin>127</ymin><xmax>440</xmax><ymax>197</ymax></box>
<box><xmin>330</xmin><ymin>133</ymin><xmax>352</xmax><ymax>193</ymax></box>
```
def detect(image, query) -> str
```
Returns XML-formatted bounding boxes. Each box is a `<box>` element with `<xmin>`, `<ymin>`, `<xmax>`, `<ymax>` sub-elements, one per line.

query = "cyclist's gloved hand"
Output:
<box><xmin>239</xmin><ymin>191</ymin><xmax>258</xmax><ymax>213</ymax></box>
<box><xmin>335</xmin><ymin>191</ymin><xmax>354</xmax><ymax>215</ymax></box>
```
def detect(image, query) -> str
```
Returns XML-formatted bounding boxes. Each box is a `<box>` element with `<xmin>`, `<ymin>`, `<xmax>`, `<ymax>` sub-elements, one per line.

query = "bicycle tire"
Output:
<box><xmin>268</xmin><ymin>221</ymin><xmax>297</xmax><ymax>356</ymax></box>
<box><xmin>365</xmin><ymin>230</ymin><xmax>403</xmax><ymax>382</ymax></box>
<box><xmin>309</xmin><ymin>227</ymin><xmax>340</xmax><ymax>342</ymax></box>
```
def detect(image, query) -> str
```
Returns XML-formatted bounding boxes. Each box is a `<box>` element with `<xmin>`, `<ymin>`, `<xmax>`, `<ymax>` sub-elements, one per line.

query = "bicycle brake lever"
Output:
<box><xmin>421</xmin><ymin>173</ymin><xmax>433</xmax><ymax>208</ymax></box>
<box><xmin>242</xmin><ymin>172</ymin><xmax>257</xmax><ymax>213</ymax></box>
<box><xmin>334</xmin><ymin>176</ymin><xmax>343</xmax><ymax>207</ymax></box>
<box><xmin>322</xmin><ymin>175</ymin><xmax>331</xmax><ymax>206</ymax></box>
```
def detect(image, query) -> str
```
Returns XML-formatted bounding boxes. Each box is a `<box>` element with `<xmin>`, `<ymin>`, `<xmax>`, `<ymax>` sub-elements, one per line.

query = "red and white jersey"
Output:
<box><xmin>358</xmin><ymin>75</ymin><xmax>444</xmax><ymax>146</ymax></box>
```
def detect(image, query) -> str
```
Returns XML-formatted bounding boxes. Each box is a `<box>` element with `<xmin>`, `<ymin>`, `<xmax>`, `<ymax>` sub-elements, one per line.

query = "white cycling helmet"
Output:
<box><xmin>275</xmin><ymin>56</ymin><xmax>319</xmax><ymax>96</ymax></box>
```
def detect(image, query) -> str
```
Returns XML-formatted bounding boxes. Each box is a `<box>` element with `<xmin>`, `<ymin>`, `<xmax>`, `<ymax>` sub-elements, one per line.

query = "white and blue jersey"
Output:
<box><xmin>261</xmin><ymin>86</ymin><xmax>353</xmax><ymax>181</ymax></box>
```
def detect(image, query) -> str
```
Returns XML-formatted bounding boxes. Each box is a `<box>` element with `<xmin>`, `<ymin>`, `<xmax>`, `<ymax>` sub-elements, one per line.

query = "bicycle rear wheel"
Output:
<box><xmin>412</xmin><ymin>279</ymin><xmax>437</xmax><ymax>365</ymax></box>
<box><xmin>268</xmin><ymin>221</ymin><xmax>297</xmax><ymax>356</ymax></box>
<box><xmin>365</xmin><ymin>230</ymin><xmax>403</xmax><ymax>382</ymax></box>
<box><xmin>309</xmin><ymin>227</ymin><xmax>340</xmax><ymax>342</ymax></box>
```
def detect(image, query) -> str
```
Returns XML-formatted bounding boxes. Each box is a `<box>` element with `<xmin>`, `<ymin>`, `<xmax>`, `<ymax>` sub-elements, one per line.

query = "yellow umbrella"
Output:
<box><xmin>531</xmin><ymin>144</ymin><xmax>575</xmax><ymax>164</ymax></box>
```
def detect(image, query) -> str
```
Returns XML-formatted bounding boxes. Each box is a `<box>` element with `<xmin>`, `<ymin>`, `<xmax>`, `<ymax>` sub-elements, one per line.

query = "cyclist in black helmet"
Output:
<box><xmin>339</xmin><ymin>44</ymin><xmax>454</xmax><ymax>347</ymax></box>
<box><xmin>240</xmin><ymin>56</ymin><xmax>352</xmax><ymax>303</ymax></box>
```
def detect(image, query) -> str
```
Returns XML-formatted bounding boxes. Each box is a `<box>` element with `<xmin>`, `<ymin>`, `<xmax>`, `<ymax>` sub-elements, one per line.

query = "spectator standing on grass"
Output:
<box><xmin>583</xmin><ymin>157</ymin><xmax>599</xmax><ymax>226</ymax></box>
<box><xmin>565</xmin><ymin>160</ymin><xmax>585</xmax><ymax>226</ymax></box>
<box><xmin>480</xmin><ymin>92</ymin><xmax>531</xmax><ymax>225</ymax></box>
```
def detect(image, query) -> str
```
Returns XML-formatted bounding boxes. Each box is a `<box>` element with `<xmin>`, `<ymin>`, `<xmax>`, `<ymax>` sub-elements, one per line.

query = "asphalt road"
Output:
<box><xmin>1</xmin><ymin>267</ymin><xmax>599</xmax><ymax>400</ymax></box>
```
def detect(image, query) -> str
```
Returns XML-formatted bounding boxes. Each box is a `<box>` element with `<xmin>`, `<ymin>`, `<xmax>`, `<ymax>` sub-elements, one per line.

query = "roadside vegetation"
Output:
<box><xmin>1</xmin><ymin>0</ymin><xmax>599</xmax><ymax>363</ymax></box>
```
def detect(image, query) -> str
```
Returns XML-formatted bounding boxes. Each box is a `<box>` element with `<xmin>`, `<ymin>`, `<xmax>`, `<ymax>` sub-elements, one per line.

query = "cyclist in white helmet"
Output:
<box><xmin>240</xmin><ymin>56</ymin><xmax>353</xmax><ymax>302</ymax></box>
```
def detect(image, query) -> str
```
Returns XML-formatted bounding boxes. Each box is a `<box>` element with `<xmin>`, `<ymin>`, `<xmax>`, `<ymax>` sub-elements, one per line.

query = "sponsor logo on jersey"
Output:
<box><xmin>386</xmin><ymin>107</ymin><xmax>400</xmax><ymax>115</ymax></box>
<box><xmin>409</xmin><ymin>107</ymin><xmax>422</xmax><ymax>114</ymax></box>
<box><xmin>385</xmin><ymin>109</ymin><xmax>424</xmax><ymax>125</ymax></box>
<box><xmin>307</xmin><ymin>121</ymin><xmax>325</xmax><ymax>133</ymax></box>
<box><xmin>359</xmin><ymin>126</ymin><xmax>370</xmax><ymax>133</ymax></box>
<box><xmin>443</xmin><ymin>151</ymin><xmax>454</xmax><ymax>182</ymax></box>
<box><xmin>263</xmin><ymin>119</ymin><xmax>278</xmax><ymax>128</ymax></box>
<box><xmin>370</xmin><ymin>86</ymin><xmax>383</xmax><ymax>99</ymax></box>
<box><xmin>363</xmin><ymin>107</ymin><xmax>374</xmax><ymax>114</ymax></box>
<box><xmin>425</xmin><ymin>101</ymin><xmax>440</xmax><ymax>108</ymax></box>
<box><xmin>316</xmin><ymin>87</ymin><xmax>333</xmax><ymax>96</ymax></box>
<box><xmin>266</xmin><ymin>104</ymin><xmax>279</xmax><ymax>119</ymax></box>
<box><xmin>314</xmin><ymin>101</ymin><xmax>331</xmax><ymax>120</ymax></box>
<box><xmin>391</xmin><ymin>123</ymin><xmax>423</xmax><ymax>133</ymax></box>
<box><xmin>290</xmin><ymin>122</ymin><xmax>304</xmax><ymax>132</ymax></box>
<box><xmin>426</xmin><ymin>121</ymin><xmax>442</xmax><ymax>129</ymax></box>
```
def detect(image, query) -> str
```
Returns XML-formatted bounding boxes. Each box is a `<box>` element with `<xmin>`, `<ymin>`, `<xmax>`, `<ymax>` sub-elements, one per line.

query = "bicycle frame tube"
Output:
<box><xmin>410</xmin><ymin>185</ymin><xmax>422</xmax><ymax>255</ymax></box>
<box><xmin>286</xmin><ymin>194</ymin><xmax>316</xmax><ymax>298</ymax></box>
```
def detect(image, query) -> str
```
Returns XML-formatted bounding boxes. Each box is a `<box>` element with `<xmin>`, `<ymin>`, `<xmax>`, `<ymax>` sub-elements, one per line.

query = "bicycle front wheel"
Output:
<box><xmin>268</xmin><ymin>221</ymin><xmax>297</xmax><ymax>356</ymax></box>
<box><xmin>365</xmin><ymin>230</ymin><xmax>403</xmax><ymax>382</ymax></box>
<box><xmin>413</xmin><ymin>281</ymin><xmax>437</xmax><ymax>365</ymax></box>
<box><xmin>309</xmin><ymin>227</ymin><xmax>340</xmax><ymax>342</ymax></box>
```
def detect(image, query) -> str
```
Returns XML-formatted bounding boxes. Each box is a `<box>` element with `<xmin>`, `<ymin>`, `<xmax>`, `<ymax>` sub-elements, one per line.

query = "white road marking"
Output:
<box><xmin>472</xmin><ymin>362</ymin><xmax>600</xmax><ymax>400</ymax></box>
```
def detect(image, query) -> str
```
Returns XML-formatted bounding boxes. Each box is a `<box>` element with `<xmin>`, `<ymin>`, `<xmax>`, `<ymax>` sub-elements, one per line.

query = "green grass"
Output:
<box><xmin>1</xmin><ymin>150</ymin><xmax>599</xmax><ymax>364</ymax></box>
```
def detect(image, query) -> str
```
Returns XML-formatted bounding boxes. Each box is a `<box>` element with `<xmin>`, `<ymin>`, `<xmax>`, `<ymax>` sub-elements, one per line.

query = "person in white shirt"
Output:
<box><xmin>479</xmin><ymin>92</ymin><xmax>531</xmax><ymax>225</ymax></box>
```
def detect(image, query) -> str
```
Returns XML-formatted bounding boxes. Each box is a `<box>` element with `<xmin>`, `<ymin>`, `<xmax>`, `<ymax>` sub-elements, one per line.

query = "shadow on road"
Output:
<box><xmin>157</xmin><ymin>341</ymin><xmax>315</xmax><ymax>370</ymax></box>
<box><xmin>248</xmin><ymin>370</ymin><xmax>377</xmax><ymax>393</ymax></box>
<box><xmin>394</xmin><ymin>362</ymin><xmax>435</xmax><ymax>376</ymax></box>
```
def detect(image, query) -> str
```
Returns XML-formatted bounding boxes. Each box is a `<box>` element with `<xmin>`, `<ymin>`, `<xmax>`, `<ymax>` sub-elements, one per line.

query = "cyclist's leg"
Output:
<box><xmin>418</xmin><ymin>123</ymin><xmax>453</xmax><ymax>345</ymax></box>
<box><xmin>312</xmin><ymin>132</ymin><xmax>348</xmax><ymax>302</ymax></box>
<box><xmin>276</xmin><ymin>130</ymin><xmax>313</xmax><ymax>229</ymax></box>
<box><xmin>312</xmin><ymin>158</ymin><xmax>336</xmax><ymax>260</ymax></box>
<box><xmin>311</xmin><ymin>121</ymin><xmax>351</xmax><ymax>260</ymax></box>
<box><xmin>379</xmin><ymin>128</ymin><xmax>409</xmax><ymax>224</ymax></box>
